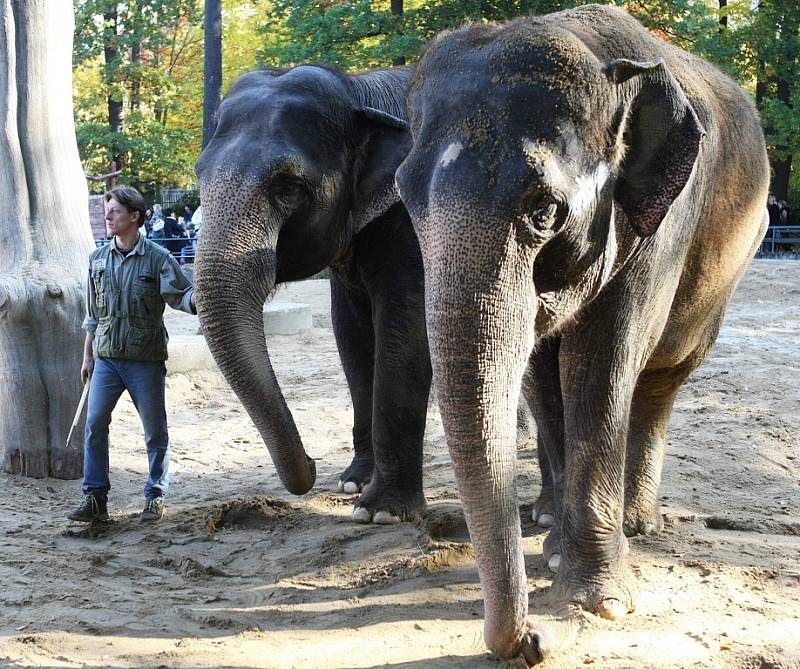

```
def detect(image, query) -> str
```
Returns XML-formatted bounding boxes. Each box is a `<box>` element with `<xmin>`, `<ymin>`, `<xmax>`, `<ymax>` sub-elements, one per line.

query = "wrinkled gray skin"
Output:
<box><xmin>396</xmin><ymin>5</ymin><xmax>769</xmax><ymax>665</ymax></box>
<box><xmin>194</xmin><ymin>66</ymin><xmax>434</xmax><ymax>524</ymax></box>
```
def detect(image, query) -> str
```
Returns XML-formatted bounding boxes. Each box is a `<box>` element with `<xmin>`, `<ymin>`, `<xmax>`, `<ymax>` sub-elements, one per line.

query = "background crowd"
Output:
<box><xmin>139</xmin><ymin>203</ymin><xmax>202</xmax><ymax>265</ymax></box>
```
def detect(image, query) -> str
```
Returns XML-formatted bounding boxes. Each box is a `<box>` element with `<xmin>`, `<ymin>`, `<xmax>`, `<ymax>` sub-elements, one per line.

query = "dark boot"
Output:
<box><xmin>67</xmin><ymin>494</ymin><xmax>109</xmax><ymax>523</ymax></box>
<box><xmin>139</xmin><ymin>497</ymin><xmax>164</xmax><ymax>523</ymax></box>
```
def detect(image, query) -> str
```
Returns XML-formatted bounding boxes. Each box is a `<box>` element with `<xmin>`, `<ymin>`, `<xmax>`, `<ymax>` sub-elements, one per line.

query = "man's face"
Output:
<box><xmin>105</xmin><ymin>197</ymin><xmax>140</xmax><ymax>237</ymax></box>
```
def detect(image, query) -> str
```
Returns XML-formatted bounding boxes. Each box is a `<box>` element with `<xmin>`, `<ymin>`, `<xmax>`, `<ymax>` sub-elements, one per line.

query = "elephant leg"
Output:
<box><xmin>527</xmin><ymin>337</ymin><xmax>564</xmax><ymax>571</ymax></box>
<box><xmin>534</xmin><ymin>441</ymin><xmax>556</xmax><ymax>528</ymax></box>
<box><xmin>516</xmin><ymin>390</ymin><xmax>536</xmax><ymax>447</ymax></box>
<box><xmin>330</xmin><ymin>273</ymin><xmax>376</xmax><ymax>494</ymax></box>
<box><xmin>622</xmin><ymin>367</ymin><xmax>683</xmax><ymax>537</ymax></box>
<box><xmin>624</xmin><ymin>311</ymin><xmax>725</xmax><ymax>537</ymax></box>
<box><xmin>549</xmin><ymin>332</ymin><xmax>643</xmax><ymax>621</ymax></box>
<box><xmin>352</xmin><ymin>219</ymin><xmax>431</xmax><ymax>524</ymax></box>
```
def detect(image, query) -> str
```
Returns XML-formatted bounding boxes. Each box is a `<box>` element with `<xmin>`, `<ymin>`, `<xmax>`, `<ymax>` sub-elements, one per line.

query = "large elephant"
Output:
<box><xmin>194</xmin><ymin>65</ymin><xmax>432</xmax><ymax>523</ymax></box>
<box><xmin>395</xmin><ymin>5</ymin><xmax>769</xmax><ymax>664</ymax></box>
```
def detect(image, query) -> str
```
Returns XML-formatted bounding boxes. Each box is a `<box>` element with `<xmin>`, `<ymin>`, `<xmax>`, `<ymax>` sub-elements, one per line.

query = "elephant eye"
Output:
<box><xmin>270</xmin><ymin>176</ymin><xmax>307</xmax><ymax>210</ymax></box>
<box><xmin>521</xmin><ymin>188</ymin><xmax>560</xmax><ymax>233</ymax></box>
<box><xmin>527</xmin><ymin>201</ymin><xmax>558</xmax><ymax>231</ymax></box>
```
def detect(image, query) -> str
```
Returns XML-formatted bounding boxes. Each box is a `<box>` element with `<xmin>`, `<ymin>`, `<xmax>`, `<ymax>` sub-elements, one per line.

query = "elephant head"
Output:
<box><xmin>194</xmin><ymin>66</ymin><xmax>411</xmax><ymax>495</ymax></box>
<box><xmin>396</xmin><ymin>16</ymin><xmax>703</xmax><ymax>664</ymax></box>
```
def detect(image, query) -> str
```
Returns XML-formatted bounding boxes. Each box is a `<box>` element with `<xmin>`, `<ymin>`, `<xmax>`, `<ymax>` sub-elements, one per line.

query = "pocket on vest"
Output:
<box><xmin>127</xmin><ymin>325</ymin><xmax>157</xmax><ymax>352</ymax></box>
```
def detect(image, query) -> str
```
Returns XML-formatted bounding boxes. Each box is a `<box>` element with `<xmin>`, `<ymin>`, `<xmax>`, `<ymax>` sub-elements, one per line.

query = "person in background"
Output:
<box><xmin>141</xmin><ymin>207</ymin><xmax>153</xmax><ymax>238</ymax></box>
<box><xmin>180</xmin><ymin>223</ymin><xmax>197</xmax><ymax>265</ymax></box>
<box><xmin>767</xmin><ymin>194</ymin><xmax>781</xmax><ymax>227</ymax></box>
<box><xmin>151</xmin><ymin>204</ymin><xmax>165</xmax><ymax>239</ymax></box>
<box><xmin>778</xmin><ymin>201</ymin><xmax>790</xmax><ymax>226</ymax></box>
<box><xmin>159</xmin><ymin>209</ymin><xmax>183</xmax><ymax>259</ymax></box>
<box><xmin>67</xmin><ymin>186</ymin><xmax>197</xmax><ymax>524</ymax></box>
<box><xmin>191</xmin><ymin>204</ymin><xmax>202</xmax><ymax>258</ymax></box>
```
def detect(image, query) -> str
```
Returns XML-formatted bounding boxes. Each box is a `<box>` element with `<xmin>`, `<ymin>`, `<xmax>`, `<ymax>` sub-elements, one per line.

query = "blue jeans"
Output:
<box><xmin>83</xmin><ymin>357</ymin><xmax>169</xmax><ymax>501</ymax></box>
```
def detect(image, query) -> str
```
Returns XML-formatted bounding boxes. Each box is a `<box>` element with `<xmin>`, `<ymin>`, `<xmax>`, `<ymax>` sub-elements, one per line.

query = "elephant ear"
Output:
<box><xmin>604</xmin><ymin>59</ymin><xmax>705</xmax><ymax>237</ymax></box>
<box><xmin>350</xmin><ymin>107</ymin><xmax>411</xmax><ymax>232</ymax></box>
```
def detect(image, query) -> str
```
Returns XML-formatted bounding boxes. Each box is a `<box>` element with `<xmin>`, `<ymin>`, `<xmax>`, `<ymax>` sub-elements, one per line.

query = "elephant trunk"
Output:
<box><xmin>422</xmin><ymin>220</ymin><xmax>537</xmax><ymax>658</ymax></box>
<box><xmin>194</xmin><ymin>216</ymin><xmax>316</xmax><ymax>495</ymax></box>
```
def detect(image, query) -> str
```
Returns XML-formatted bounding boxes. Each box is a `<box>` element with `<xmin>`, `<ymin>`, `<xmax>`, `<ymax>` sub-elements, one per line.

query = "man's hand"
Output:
<box><xmin>82</xmin><ymin>331</ymin><xmax>95</xmax><ymax>383</ymax></box>
<box><xmin>81</xmin><ymin>357</ymin><xmax>94</xmax><ymax>384</ymax></box>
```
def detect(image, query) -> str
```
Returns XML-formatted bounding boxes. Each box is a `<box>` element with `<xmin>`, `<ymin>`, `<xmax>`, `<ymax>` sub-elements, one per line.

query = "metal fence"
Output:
<box><xmin>160</xmin><ymin>188</ymin><xmax>199</xmax><ymax>212</ymax></box>
<box><xmin>757</xmin><ymin>226</ymin><xmax>800</xmax><ymax>257</ymax></box>
<box><xmin>94</xmin><ymin>235</ymin><xmax>197</xmax><ymax>265</ymax></box>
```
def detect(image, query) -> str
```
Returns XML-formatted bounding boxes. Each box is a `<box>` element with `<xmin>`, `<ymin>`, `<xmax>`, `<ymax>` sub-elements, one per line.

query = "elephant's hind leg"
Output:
<box><xmin>527</xmin><ymin>337</ymin><xmax>564</xmax><ymax>571</ymax></box>
<box><xmin>623</xmin><ymin>367</ymin><xmax>683</xmax><ymax>537</ymax></box>
<box><xmin>623</xmin><ymin>314</ymin><xmax>725</xmax><ymax>537</ymax></box>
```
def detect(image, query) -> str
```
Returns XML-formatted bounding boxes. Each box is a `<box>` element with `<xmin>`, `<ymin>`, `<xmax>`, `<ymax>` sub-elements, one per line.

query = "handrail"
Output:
<box><xmin>93</xmin><ymin>236</ymin><xmax>197</xmax><ymax>264</ymax></box>
<box><xmin>759</xmin><ymin>226</ymin><xmax>800</xmax><ymax>256</ymax></box>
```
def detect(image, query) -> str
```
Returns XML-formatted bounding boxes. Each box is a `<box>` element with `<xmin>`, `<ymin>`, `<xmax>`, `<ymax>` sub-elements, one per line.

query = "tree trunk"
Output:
<box><xmin>391</xmin><ymin>0</ymin><xmax>405</xmax><ymax>66</ymax></box>
<box><xmin>771</xmin><ymin>77</ymin><xmax>793</xmax><ymax>202</ymax></box>
<box><xmin>104</xmin><ymin>4</ymin><xmax>123</xmax><ymax>189</ymax></box>
<box><xmin>0</xmin><ymin>0</ymin><xmax>94</xmax><ymax>478</ymax></box>
<box><xmin>718</xmin><ymin>0</ymin><xmax>728</xmax><ymax>31</ymax></box>
<box><xmin>203</xmin><ymin>0</ymin><xmax>222</xmax><ymax>149</ymax></box>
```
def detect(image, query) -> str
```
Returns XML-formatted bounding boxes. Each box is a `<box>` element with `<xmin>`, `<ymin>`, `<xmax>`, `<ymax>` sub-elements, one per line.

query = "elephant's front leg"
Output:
<box><xmin>550</xmin><ymin>333</ymin><xmax>640</xmax><ymax>621</ymax></box>
<box><xmin>331</xmin><ymin>275</ymin><xmax>376</xmax><ymax>494</ymax></box>
<box><xmin>352</xmin><ymin>247</ymin><xmax>432</xmax><ymax>524</ymax></box>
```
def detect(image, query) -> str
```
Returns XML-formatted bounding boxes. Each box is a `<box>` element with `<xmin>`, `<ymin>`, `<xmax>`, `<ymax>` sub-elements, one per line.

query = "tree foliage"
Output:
<box><xmin>73</xmin><ymin>0</ymin><xmax>203</xmax><ymax>193</ymax></box>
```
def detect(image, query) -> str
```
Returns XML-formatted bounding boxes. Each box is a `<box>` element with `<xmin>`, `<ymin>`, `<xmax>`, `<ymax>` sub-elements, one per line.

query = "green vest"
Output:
<box><xmin>89</xmin><ymin>238</ymin><xmax>172</xmax><ymax>362</ymax></box>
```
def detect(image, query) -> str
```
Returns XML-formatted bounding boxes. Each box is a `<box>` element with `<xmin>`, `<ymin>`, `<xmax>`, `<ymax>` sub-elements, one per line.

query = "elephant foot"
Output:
<box><xmin>548</xmin><ymin>551</ymin><xmax>636</xmax><ymax>621</ymax></box>
<box><xmin>352</xmin><ymin>482</ymin><xmax>426</xmax><ymax>524</ymax></box>
<box><xmin>532</xmin><ymin>487</ymin><xmax>556</xmax><ymax>529</ymax></box>
<box><xmin>505</xmin><ymin>623</ymin><xmax>557</xmax><ymax>667</ymax></box>
<box><xmin>337</xmin><ymin>455</ymin><xmax>374</xmax><ymax>494</ymax></box>
<box><xmin>503</xmin><ymin>613</ymin><xmax>586</xmax><ymax>668</ymax></box>
<box><xmin>622</xmin><ymin>501</ymin><xmax>664</xmax><ymax>537</ymax></box>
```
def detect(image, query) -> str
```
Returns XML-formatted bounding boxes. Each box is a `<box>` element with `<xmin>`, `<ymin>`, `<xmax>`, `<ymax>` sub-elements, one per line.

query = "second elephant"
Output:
<box><xmin>194</xmin><ymin>65</ymin><xmax>431</xmax><ymax>523</ymax></box>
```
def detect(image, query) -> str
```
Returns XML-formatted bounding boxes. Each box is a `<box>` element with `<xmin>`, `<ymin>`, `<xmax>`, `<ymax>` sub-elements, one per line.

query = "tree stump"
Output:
<box><xmin>0</xmin><ymin>1</ymin><xmax>95</xmax><ymax>478</ymax></box>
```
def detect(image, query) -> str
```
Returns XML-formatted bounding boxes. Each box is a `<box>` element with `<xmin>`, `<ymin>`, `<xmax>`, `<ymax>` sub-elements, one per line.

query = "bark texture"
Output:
<box><xmin>0</xmin><ymin>0</ymin><xmax>94</xmax><ymax>478</ymax></box>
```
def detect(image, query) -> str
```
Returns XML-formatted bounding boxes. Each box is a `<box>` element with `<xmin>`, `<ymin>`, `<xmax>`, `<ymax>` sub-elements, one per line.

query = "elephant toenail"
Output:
<box><xmin>373</xmin><ymin>510</ymin><xmax>401</xmax><ymax>525</ymax></box>
<box><xmin>536</xmin><ymin>513</ymin><xmax>555</xmax><ymax>528</ymax></box>
<box><xmin>596</xmin><ymin>598</ymin><xmax>627</xmax><ymax>620</ymax></box>
<box><xmin>352</xmin><ymin>507</ymin><xmax>372</xmax><ymax>524</ymax></box>
<box><xmin>342</xmin><ymin>481</ymin><xmax>360</xmax><ymax>494</ymax></box>
<box><xmin>547</xmin><ymin>553</ymin><xmax>560</xmax><ymax>573</ymax></box>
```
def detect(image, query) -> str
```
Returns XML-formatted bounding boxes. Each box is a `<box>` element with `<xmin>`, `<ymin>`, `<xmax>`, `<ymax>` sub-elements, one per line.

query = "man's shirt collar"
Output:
<box><xmin>112</xmin><ymin>233</ymin><xmax>145</xmax><ymax>256</ymax></box>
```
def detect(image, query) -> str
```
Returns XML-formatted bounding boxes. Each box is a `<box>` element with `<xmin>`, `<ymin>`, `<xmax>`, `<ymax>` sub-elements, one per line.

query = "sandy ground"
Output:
<box><xmin>1</xmin><ymin>259</ymin><xmax>799</xmax><ymax>669</ymax></box>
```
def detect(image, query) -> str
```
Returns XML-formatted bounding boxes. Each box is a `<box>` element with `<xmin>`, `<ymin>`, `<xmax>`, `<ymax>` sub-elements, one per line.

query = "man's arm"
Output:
<box><xmin>160</xmin><ymin>254</ymin><xmax>197</xmax><ymax>315</ymax></box>
<box><xmin>82</xmin><ymin>266</ymin><xmax>98</xmax><ymax>382</ymax></box>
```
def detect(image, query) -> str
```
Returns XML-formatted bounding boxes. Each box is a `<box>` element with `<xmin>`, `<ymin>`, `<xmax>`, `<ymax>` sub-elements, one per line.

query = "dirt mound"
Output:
<box><xmin>205</xmin><ymin>497</ymin><xmax>295</xmax><ymax>532</ymax></box>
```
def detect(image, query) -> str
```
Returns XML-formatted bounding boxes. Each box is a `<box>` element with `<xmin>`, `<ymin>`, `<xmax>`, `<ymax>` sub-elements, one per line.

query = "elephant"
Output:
<box><xmin>395</xmin><ymin>5</ymin><xmax>769</xmax><ymax>665</ymax></box>
<box><xmin>194</xmin><ymin>65</ymin><xmax>433</xmax><ymax>524</ymax></box>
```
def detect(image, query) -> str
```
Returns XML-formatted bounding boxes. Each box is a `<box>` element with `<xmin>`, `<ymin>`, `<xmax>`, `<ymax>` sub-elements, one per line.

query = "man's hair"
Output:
<box><xmin>105</xmin><ymin>186</ymin><xmax>146</xmax><ymax>225</ymax></box>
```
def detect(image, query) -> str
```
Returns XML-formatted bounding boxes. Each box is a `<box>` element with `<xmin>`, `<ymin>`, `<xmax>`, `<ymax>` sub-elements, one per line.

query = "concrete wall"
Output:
<box><xmin>88</xmin><ymin>194</ymin><xmax>106</xmax><ymax>240</ymax></box>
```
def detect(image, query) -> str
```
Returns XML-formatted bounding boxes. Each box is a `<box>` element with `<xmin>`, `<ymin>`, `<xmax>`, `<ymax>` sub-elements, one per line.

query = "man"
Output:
<box><xmin>67</xmin><ymin>186</ymin><xmax>197</xmax><ymax>524</ymax></box>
